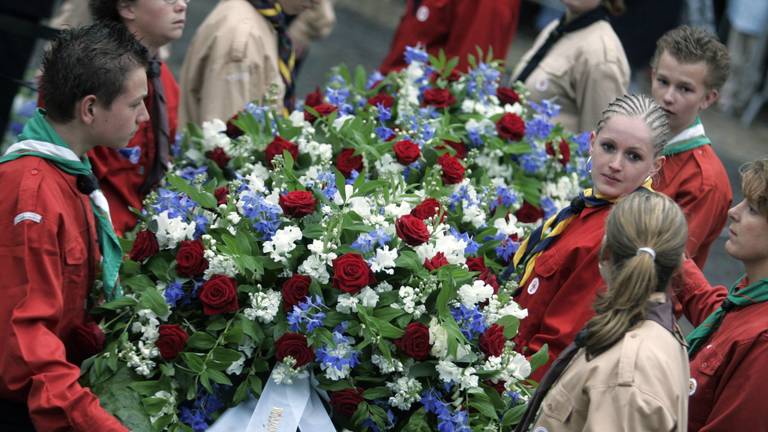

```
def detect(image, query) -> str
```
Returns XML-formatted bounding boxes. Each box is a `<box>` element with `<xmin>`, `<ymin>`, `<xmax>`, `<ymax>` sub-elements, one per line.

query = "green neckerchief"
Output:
<box><xmin>661</xmin><ymin>117</ymin><xmax>711</xmax><ymax>156</ymax></box>
<box><xmin>686</xmin><ymin>275</ymin><xmax>768</xmax><ymax>356</ymax></box>
<box><xmin>0</xmin><ymin>109</ymin><xmax>123</xmax><ymax>300</ymax></box>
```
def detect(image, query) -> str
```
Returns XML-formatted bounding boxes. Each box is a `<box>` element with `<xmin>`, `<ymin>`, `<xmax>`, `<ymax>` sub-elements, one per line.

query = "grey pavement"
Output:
<box><xmin>170</xmin><ymin>0</ymin><xmax>760</xmax><ymax>289</ymax></box>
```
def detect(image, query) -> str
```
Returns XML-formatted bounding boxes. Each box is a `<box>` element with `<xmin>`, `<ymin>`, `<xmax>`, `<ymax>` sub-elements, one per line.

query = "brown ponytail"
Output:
<box><xmin>584</xmin><ymin>192</ymin><xmax>687</xmax><ymax>358</ymax></box>
<box><xmin>603</xmin><ymin>0</ymin><xmax>626</xmax><ymax>15</ymax></box>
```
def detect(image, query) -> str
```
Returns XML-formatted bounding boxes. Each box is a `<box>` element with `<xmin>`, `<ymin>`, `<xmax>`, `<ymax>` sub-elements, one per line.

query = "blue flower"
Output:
<box><xmin>490</xmin><ymin>186</ymin><xmax>519</xmax><ymax>212</ymax></box>
<box><xmin>519</xmin><ymin>147</ymin><xmax>548</xmax><ymax>174</ymax></box>
<box><xmin>376</xmin><ymin>104</ymin><xmax>392</xmax><ymax>122</ymax></box>
<box><xmin>287</xmin><ymin>295</ymin><xmax>327</xmax><ymax>332</ymax></box>
<box><xmin>352</xmin><ymin>228</ymin><xmax>392</xmax><ymax>253</ymax></box>
<box><xmin>541</xmin><ymin>196</ymin><xmax>558</xmax><ymax>218</ymax></box>
<box><xmin>495</xmin><ymin>236</ymin><xmax>520</xmax><ymax>262</ymax></box>
<box><xmin>244</xmin><ymin>102</ymin><xmax>269</xmax><ymax>124</ymax></box>
<box><xmin>151</xmin><ymin>188</ymin><xmax>198</xmax><ymax>221</ymax></box>
<box><xmin>525</xmin><ymin>118</ymin><xmax>554</xmax><ymax>141</ymax></box>
<box><xmin>573</xmin><ymin>131</ymin><xmax>592</xmax><ymax>154</ymax></box>
<box><xmin>178</xmin><ymin>166</ymin><xmax>208</xmax><ymax>182</ymax></box>
<box><xmin>316</xmin><ymin>328</ymin><xmax>360</xmax><ymax>378</ymax></box>
<box><xmin>238</xmin><ymin>189</ymin><xmax>282</xmax><ymax>240</ymax></box>
<box><xmin>450</xmin><ymin>304</ymin><xmax>487</xmax><ymax>340</ymax></box>
<box><xmin>193</xmin><ymin>213</ymin><xmax>209</xmax><ymax>239</ymax></box>
<box><xmin>164</xmin><ymin>280</ymin><xmax>186</xmax><ymax>308</ymax></box>
<box><xmin>367</xmin><ymin>71</ymin><xmax>385</xmax><ymax>89</ymax></box>
<box><xmin>326</xmin><ymin>86</ymin><xmax>350</xmax><ymax>107</ymax></box>
<box><xmin>529</xmin><ymin>99</ymin><xmax>561</xmax><ymax>119</ymax></box>
<box><xmin>466</xmin><ymin>62</ymin><xmax>501</xmax><ymax>102</ymax></box>
<box><xmin>375</xmin><ymin>126</ymin><xmax>395</xmax><ymax>141</ymax></box>
<box><xmin>308</xmin><ymin>170</ymin><xmax>338</xmax><ymax>200</ymax></box>
<box><xmin>179</xmin><ymin>406</ymin><xmax>207</xmax><ymax>432</ymax></box>
<box><xmin>345</xmin><ymin>170</ymin><xmax>360</xmax><ymax>185</ymax></box>
<box><xmin>179</xmin><ymin>387</ymin><xmax>226</xmax><ymax>432</ymax></box>
<box><xmin>171</xmin><ymin>132</ymin><xmax>183</xmax><ymax>158</ymax></box>
<box><xmin>449</xmin><ymin>228</ymin><xmax>479</xmax><ymax>256</ymax></box>
<box><xmin>404</xmin><ymin>45</ymin><xmax>429</xmax><ymax>64</ymax></box>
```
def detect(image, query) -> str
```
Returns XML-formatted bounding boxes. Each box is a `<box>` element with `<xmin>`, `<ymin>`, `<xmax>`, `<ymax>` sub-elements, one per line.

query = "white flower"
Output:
<box><xmin>263</xmin><ymin>226</ymin><xmax>303</xmax><ymax>264</ymax></box>
<box><xmin>458</xmin><ymin>280</ymin><xmax>495</xmax><ymax>308</ymax></box>
<box><xmin>436</xmin><ymin>360</ymin><xmax>462</xmax><ymax>383</ymax></box>
<box><xmin>299</xmin><ymin>254</ymin><xmax>331</xmax><ymax>284</ymax></box>
<box><xmin>333</xmin><ymin>114</ymin><xmax>354</xmax><ymax>130</ymax></box>
<box><xmin>484</xmin><ymin>295</ymin><xmax>528</xmax><ymax>325</ymax></box>
<box><xmin>386</xmin><ymin>376</ymin><xmax>422</xmax><ymax>410</ymax></box>
<box><xmin>371</xmin><ymin>354</ymin><xmax>404</xmax><ymax>374</ymax></box>
<box><xmin>289</xmin><ymin>110</ymin><xmax>307</xmax><ymax>127</ymax></box>
<box><xmin>429</xmin><ymin>319</ymin><xmax>449</xmax><ymax>359</ymax></box>
<box><xmin>374</xmin><ymin>281</ymin><xmax>394</xmax><ymax>293</ymax></box>
<box><xmin>203</xmin><ymin>253</ymin><xmax>238</xmax><ymax>279</ymax></box>
<box><xmin>154</xmin><ymin>211</ymin><xmax>196</xmax><ymax>249</ymax></box>
<box><xmin>298</xmin><ymin>138</ymin><xmax>333</xmax><ymax>163</ymax></box>
<box><xmin>244</xmin><ymin>290</ymin><xmax>282</xmax><ymax>323</ymax></box>
<box><xmin>201</xmin><ymin>119</ymin><xmax>231</xmax><ymax>152</ymax></box>
<box><xmin>374</xmin><ymin>153</ymin><xmax>403</xmax><ymax>176</ymax></box>
<box><xmin>493</xmin><ymin>216</ymin><xmax>524</xmax><ymax>238</ymax></box>
<box><xmin>368</xmin><ymin>246</ymin><xmax>398</xmax><ymax>274</ymax></box>
<box><xmin>357</xmin><ymin>286</ymin><xmax>380</xmax><ymax>308</ymax></box>
<box><xmin>462</xmin><ymin>204</ymin><xmax>487</xmax><ymax>229</ymax></box>
<box><xmin>347</xmin><ymin>196</ymin><xmax>372</xmax><ymax>218</ymax></box>
<box><xmin>238</xmin><ymin>336</ymin><xmax>255</xmax><ymax>357</ymax></box>
<box><xmin>508</xmin><ymin>351</ymin><xmax>532</xmax><ymax>380</ymax></box>
<box><xmin>226</xmin><ymin>353</ymin><xmax>246</xmax><ymax>375</ymax></box>
<box><xmin>336</xmin><ymin>294</ymin><xmax>359</xmax><ymax>313</ymax></box>
<box><xmin>384</xmin><ymin>202</ymin><xmax>412</xmax><ymax>218</ymax></box>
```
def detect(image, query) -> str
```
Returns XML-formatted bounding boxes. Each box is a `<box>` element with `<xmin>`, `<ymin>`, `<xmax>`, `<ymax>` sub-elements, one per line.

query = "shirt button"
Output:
<box><xmin>702</xmin><ymin>361</ymin><xmax>709</xmax><ymax>368</ymax></box>
<box><xmin>30</xmin><ymin>168</ymin><xmax>39</xmax><ymax>175</ymax></box>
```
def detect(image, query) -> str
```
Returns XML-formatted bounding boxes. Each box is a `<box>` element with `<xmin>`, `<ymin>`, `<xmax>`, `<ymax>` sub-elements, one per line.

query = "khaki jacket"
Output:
<box><xmin>512</xmin><ymin>19</ymin><xmax>629</xmax><ymax>133</ymax></box>
<box><xmin>179</xmin><ymin>0</ymin><xmax>285</xmax><ymax>125</ymax></box>
<box><xmin>530</xmin><ymin>316</ymin><xmax>689</xmax><ymax>431</ymax></box>
<box><xmin>288</xmin><ymin>0</ymin><xmax>336</xmax><ymax>52</ymax></box>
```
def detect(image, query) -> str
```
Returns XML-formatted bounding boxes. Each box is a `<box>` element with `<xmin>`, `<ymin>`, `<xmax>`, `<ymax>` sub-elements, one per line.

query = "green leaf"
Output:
<box><xmin>496</xmin><ymin>315</ymin><xmax>521</xmax><ymax>339</ymax></box>
<box><xmin>501</xmin><ymin>403</ymin><xmax>528</xmax><ymax>427</ymax></box>
<box><xmin>91</xmin><ymin>367</ymin><xmax>153</xmax><ymax>431</ymax></box>
<box><xmin>129</xmin><ymin>381</ymin><xmax>162</xmax><ymax>397</ymax></box>
<box><xmin>402</xmin><ymin>408</ymin><xmax>431</xmax><ymax>432</ymax></box>
<box><xmin>249</xmin><ymin>376</ymin><xmax>263</xmax><ymax>397</ymax></box>
<box><xmin>363</xmin><ymin>386</ymin><xmax>390</xmax><ymax>400</ymax></box>
<box><xmin>241</xmin><ymin>316</ymin><xmax>265</xmax><ymax>344</ymax></box>
<box><xmin>167</xmin><ymin>174</ymin><xmax>217</xmax><ymax>209</ymax></box>
<box><xmin>482</xmin><ymin>384</ymin><xmax>506</xmax><ymax>410</ymax></box>
<box><xmin>146</xmin><ymin>254</ymin><xmax>171</xmax><ymax>280</ymax></box>
<box><xmin>210</xmin><ymin>347</ymin><xmax>243</xmax><ymax>364</ymax></box>
<box><xmin>95</xmin><ymin>296</ymin><xmax>138</xmax><ymax>312</ymax></box>
<box><xmin>395</xmin><ymin>250</ymin><xmax>424</xmax><ymax>274</ymax></box>
<box><xmin>186</xmin><ymin>332</ymin><xmax>217</xmax><ymax>350</ymax></box>
<box><xmin>365</xmin><ymin>315</ymin><xmax>405</xmax><ymax>339</ymax></box>
<box><xmin>373</xmin><ymin>306</ymin><xmax>404</xmax><ymax>323</ymax></box>
<box><xmin>407</xmin><ymin>361</ymin><xmax>436</xmax><ymax>378</ymax></box>
<box><xmin>181</xmin><ymin>352</ymin><xmax>205</xmax><ymax>373</ymax></box>
<box><xmin>207</xmin><ymin>368</ymin><xmax>234</xmax><ymax>386</ymax></box>
<box><xmin>233</xmin><ymin>379</ymin><xmax>250</xmax><ymax>404</ymax></box>
<box><xmin>139</xmin><ymin>288</ymin><xmax>170</xmax><ymax>319</ymax></box>
<box><xmin>529</xmin><ymin>343</ymin><xmax>550</xmax><ymax>373</ymax></box>
<box><xmin>123</xmin><ymin>274</ymin><xmax>155</xmax><ymax>292</ymax></box>
<box><xmin>469</xmin><ymin>398</ymin><xmax>498</xmax><ymax>420</ymax></box>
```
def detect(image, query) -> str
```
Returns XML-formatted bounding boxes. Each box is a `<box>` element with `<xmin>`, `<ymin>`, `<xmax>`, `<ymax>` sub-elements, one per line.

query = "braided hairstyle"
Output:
<box><xmin>596</xmin><ymin>94</ymin><xmax>672</xmax><ymax>157</ymax></box>
<box><xmin>584</xmin><ymin>192</ymin><xmax>687</xmax><ymax>358</ymax></box>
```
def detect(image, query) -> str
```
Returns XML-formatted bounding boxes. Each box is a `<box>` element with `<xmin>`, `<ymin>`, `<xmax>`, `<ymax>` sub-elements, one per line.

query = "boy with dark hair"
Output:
<box><xmin>0</xmin><ymin>22</ymin><xmax>148</xmax><ymax>431</ymax></box>
<box><xmin>650</xmin><ymin>25</ymin><xmax>732</xmax><ymax>269</ymax></box>
<box><xmin>87</xmin><ymin>0</ymin><xmax>187</xmax><ymax>236</ymax></box>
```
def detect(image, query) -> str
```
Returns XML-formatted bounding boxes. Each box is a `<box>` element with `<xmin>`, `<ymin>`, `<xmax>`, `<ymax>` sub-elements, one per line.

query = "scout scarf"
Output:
<box><xmin>686</xmin><ymin>275</ymin><xmax>768</xmax><ymax>356</ymax></box>
<box><xmin>249</xmin><ymin>0</ymin><xmax>296</xmax><ymax>110</ymax></box>
<box><xmin>661</xmin><ymin>117</ymin><xmax>711</xmax><ymax>156</ymax></box>
<box><xmin>514</xmin><ymin>6</ymin><xmax>609</xmax><ymax>83</ymax></box>
<box><xmin>512</xmin><ymin>179</ymin><xmax>653</xmax><ymax>288</ymax></box>
<box><xmin>515</xmin><ymin>298</ymin><xmax>676</xmax><ymax>432</ymax></box>
<box><xmin>0</xmin><ymin>109</ymin><xmax>123</xmax><ymax>300</ymax></box>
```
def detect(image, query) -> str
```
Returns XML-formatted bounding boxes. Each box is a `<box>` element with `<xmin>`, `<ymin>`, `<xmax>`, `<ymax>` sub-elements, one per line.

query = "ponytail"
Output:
<box><xmin>603</xmin><ymin>0</ymin><xmax>626</xmax><ymax>16</ymax></box>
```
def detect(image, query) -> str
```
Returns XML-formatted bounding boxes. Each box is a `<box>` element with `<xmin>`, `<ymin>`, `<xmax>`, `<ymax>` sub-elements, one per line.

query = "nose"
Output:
<box><xmin>662</xmin><ymin>87</ymin><xmax>675</xmax><ymax>105</ymax></box>
<box><xmin>728</xmin><ymin>200</ymin><xmax>744</xmax><ymax>222</ymax></box>
<box><xmin>138</xmin><ymin>102</ymin><xmax>150</xmax><ymax>124</ymax></box>
<box><xmin>607</xmin><ymin>153</ymin><xmax>622</xmax><ymax>172</ymax></box>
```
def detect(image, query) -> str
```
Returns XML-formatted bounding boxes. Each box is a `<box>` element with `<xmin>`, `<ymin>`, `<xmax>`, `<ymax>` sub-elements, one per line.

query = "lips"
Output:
<box><xmin>601</xmin><ymin>173</ymin><xmax>620</xmax><ymax>183</ymax></box>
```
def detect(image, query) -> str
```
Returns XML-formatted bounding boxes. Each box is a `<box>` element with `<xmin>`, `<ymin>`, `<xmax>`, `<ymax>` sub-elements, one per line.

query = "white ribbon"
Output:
<box><xmin>208</xmin><ymin>369</ymin><xmax>335</xmax><ymax>432</ymax></box>
<box><xmin>4</xmin><ymin>139</ymin><xmax>113</xmax><ymax>223</ymax></box>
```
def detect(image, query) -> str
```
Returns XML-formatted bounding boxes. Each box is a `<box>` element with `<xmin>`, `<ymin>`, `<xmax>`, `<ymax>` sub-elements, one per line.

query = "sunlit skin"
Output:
<box><xmin>725</xmin><ymin>199</ymin><xmax>768</xmax><ymax>281</ymax></box>
<box><xmin>89</xmin><ymin>68</ymin><xmax>150</xmax><ymax>153</ymax></box>
<box><xmin>119</xmin><ymin>0</ymin><xmax>189</xmax><ymax>55</ymax></box>
<box><xmin>651</xmin><ymin>51</ymin><xmax>719</xmax><ymax>136</ymax></box>
<box><xmin>589</xmin><ymin>115</ymin><xmax>663</xmax><ymax>199</ymax></box>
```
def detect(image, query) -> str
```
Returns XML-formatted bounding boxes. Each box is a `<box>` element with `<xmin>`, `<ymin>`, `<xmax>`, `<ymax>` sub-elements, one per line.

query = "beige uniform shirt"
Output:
<box><xmin>179</xmin><ymin>0</ymin><xmax>285</xmax><ymax>125</ymax></box>
<box><xmin>530</xmin><ymin>315</ymin><xmax>689</xmax><ymax>431</ymax></box>
<box><xmin>512</xmin><ymin>19</ymin><xmax>629</xmax><ymax>133</ymax></box>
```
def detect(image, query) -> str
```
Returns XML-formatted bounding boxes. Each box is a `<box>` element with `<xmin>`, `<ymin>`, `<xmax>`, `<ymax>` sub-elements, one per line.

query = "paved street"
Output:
<box><xmin>170</xmin><ymin>1</ymin><xmax>762</xmax><ymax>289</ymax></box>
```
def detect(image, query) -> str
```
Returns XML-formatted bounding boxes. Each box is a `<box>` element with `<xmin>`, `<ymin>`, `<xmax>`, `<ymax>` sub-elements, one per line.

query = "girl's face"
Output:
<box><xmin>561</xmin><ymin>0</ymin><xmax>602</xmax><ymax>15</ymax></box>
<box><xmin>725</xmin><ymin>199</ymin><xmax>768</xmax><ymax>265</ymax></box>
<box><xmin>590</xmin><ymin>115</ymin><xmax>663</xmax><ymax>199</ymax></box>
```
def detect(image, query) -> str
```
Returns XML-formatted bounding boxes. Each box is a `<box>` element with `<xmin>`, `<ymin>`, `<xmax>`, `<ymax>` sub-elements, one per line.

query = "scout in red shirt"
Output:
<box><xmin>379</xmin><ymin>0</ymin><xmax>521</xmax><ymax>74</ymax></box>
<box><xmin>88</xmin><ymin>0</ymin><xmax>187</xmax><ymax>236</ymax></box>
<box><xmin>0</xmin><ymin>23</ymin><xmax>150</xmax><ymax>431</ymax></box>
<box><xmin>676</xmin><ymin>158</ymin><xmax>768</xmax><ymax>432</ymax></box>
<box><xmin>650</xmin><ymin>26</ymin><xmax>732</xmax><ymax>269</ymax></box>
<box><xmin>512</xmin><ymin>94</ymin><xmax>672</xmax><ymax>381</ymax></box>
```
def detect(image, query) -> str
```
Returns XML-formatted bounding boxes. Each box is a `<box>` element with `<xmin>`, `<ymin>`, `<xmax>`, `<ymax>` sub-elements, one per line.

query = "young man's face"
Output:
<box><xmin>589</xmin><ymin>115</ymin><xmax>662</xmax><ymax>199</ymax></box>
<box><xmin>92</xmin><ymin>67</ymin><xmax>149</xmax><ymax>149</ymax></box>
<box><xmin>651</xmin><ymin>51</ymin><xmax>718</xmax><ymax>136</ymax></box>
<box><xmin>121</xmin><ymin>0</ymin><xmax>188</xmax><ymax>50</ymax></box>
<box><xmin>277</xmin><ymin>0</ymin><xmax>319</xmax><ymax>15</ymax></box>
<box><xmin>725</xmin><ymin>198</ymin><xmax>768</xmax><ymax>266</ymax></box>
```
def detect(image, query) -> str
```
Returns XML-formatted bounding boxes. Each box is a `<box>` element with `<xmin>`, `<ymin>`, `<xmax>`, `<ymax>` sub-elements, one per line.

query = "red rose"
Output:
<box><xmin>206</xmin><ymin>146</ymin><xmax>231</xmax><ymax>169</ymax></box>
<box><xmin>332</xmin><ymin>253</ymin><xmax>376</xmax><ymax>294</ymax></box>
<box><xmin>176</xmin><ymin>239</ymin><xmax>209</xmax><ymax>278</ymax></box>
<box><xmin>65</xmin><ymin>321</ymin><xmax>105</xmax><ymax>365</ymax></box>
<box><xmin>225</xmin><ymin>112</ymin><xmax>244</xmax><ymax>139</ymax></box>
<box><xmin>424</xmin><ymin>252</ymin><xmax>449</xmax><ymax>271</ymax></box>
<box><xmin>545</xmin><ymin>138</ymin><xmax>571</xmax><ymax>167</ymax></box>
<box><xmin>479</xmin><ymin>324</ymin><xmax>506</xmax><ymax>357</ymax></box>
<box><xmin>437</xmin><ymin>154</ymin><xmax>465</xmax><ymax>185</ymax></box>
<box><xmin>265</xmin><ymin>136</ymin><xmax>299</xmax><ymax>168</ymax></box>
<box><xmin>335</xmin><ymin>148</ymin><xmax>364</xmax><ymax>178</ymax></box>
<box><xmin>422</xmin><ymin>88</ymin><xmax>456</xmax><ymax>108</ymax></box>
<box><xmin>198</xmin><ymin>275</ymin><xmax>239</xmax><ymax>315</ymax></box>
<box><xmin>304</xmin><ymin>86</ymin><xmax>324</xmax><ymax>108</ymax></box>
<box><xmin>496</xmin><ymin>87</ymin><xmax>520</xmax><ymax>106</ymax></box>
<box><xmin>367</xmin><ymin>92</ymin><xmax>394</xmax><ymax>108</ymax></box>
<box><xmin>487</xmin><ymin>380</ymin><xmax>507</xmax><ymax>394</ymax></box>
<box><xmin>279</xmin><ymin>190</ymin><xmax>317</xmax><ymax>218</ymax></box>
<box><xmin>282</xmin><ymin>274</ymin><xmax>311</xmax><ymax>310</ymax></box>
<box><xmin>429</xmin><ymin>69</ymin><xmax>460</xmax><ymax>83</ymax></box>
<box><xmin>330</xmin><ymin>387</ymin><xmax>365</xmax><ymax>417</ymax></box>
<box><xmin>436</xmin><ymin>139</ymin><xmax>467</xmax><ymax>159</ymax></box>
<box><xmin>496</xmin><ymin>113</ymin><xmax>526</xmax><ymax>141</ymax></box>
<box><xmin>129</xmin><ymin>230</ymin><xmax>159</xmax><ymax>262</ymax></box>
<box><xmin>515</xmin><ymin>201</ymin><xmax>544</xmax><ymax>223</ymax></box>
<box><xmin>396</xmin><ymin>214</ymin><xmax>431</xmax><ymax>246</ymax></box>
<box><xmin>156</xmin><ymin>324</ymin><xmax>189</xmax><ymax>360</ymax></box>
<box><xmin>480</xmin><ymin>269</ymin><xmax>500</xmax><ymax>294</ymax></box>
<box><xmin>214</xmin><ymin>186</ymin><xmax>229</xmax><ymax>206</ymax></box>
<box><xmin>275</xmin><ymin>332</ymin><xmax>314</xmax><ymax>367</ymax></box>
<box><xmin>305</xmin><ymin>102</ymin><xmax>337</xmax><ymax>123</ymax></box>
<box><xmin>411</xmin><ymin>197</ymin><xmax>441</xmax><ymax>220</ymax></box>
<box><xmin>466</xmin><ymin>256</ymin><xmax>487</xmax><ymax>272</ymax></box>
<box><xmin>392</xmin><ymin>139</ymin><xmax>421</xmax><ymax>165</ymax></box>
<box><xmin>395</xmin><ymin>322</ymin><xmax>430</xmax><ymax>360</ymax></box>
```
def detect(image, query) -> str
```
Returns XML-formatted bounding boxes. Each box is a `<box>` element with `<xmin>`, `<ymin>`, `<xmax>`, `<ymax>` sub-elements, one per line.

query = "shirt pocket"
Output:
<box><xmin>527</xmin><ymin>54</ymin><xmax>570</xmax><ymax>100</ymax></box>
<box><xmin>690</xmin><ymin>347</ymin><xmax>724</xmax><ymax>422</ymax></box>
<box><xmin>539</xmin><ymin>385</ymin><xmax>575</xmax><ymax>424</ymax></box>
<box><xmin>62</xmin><ymin>241</ymin><xmax>88</xmax><ymax>313</ymax></box>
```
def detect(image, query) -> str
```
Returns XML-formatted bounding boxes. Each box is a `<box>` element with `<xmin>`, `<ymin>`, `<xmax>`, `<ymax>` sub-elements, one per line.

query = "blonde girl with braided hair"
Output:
<box><xmin>512</xmin><ymin>93</ymin><xmax>671</xmax><ymax>381</ymax></box>
<box><xmin>516</xmin><ymin>191</ymin><xmax>690</xmax><ymax>432</ymax></box>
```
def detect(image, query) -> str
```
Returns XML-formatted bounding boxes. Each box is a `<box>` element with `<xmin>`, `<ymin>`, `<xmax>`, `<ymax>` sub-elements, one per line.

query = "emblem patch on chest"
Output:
<box><xmin>527</xmin><ymin>277</ymin><xmax>541</xmax><ymax>295</ymax></box>
<box><xmin>689</xmin><ymin>378</ymin><xmax>697</xmax><ymax>396</ymax></box>
<box><xmin>416</xmin><ymin>5</ymin><xmax>430</xmax><ymax>22</ymax></box>
<box><xmin>535</xmin><ymin>78</ymin><xmax>549</xmax><ymax>92</ymax></box>
<box><xmin>14</xmin><ymin>212</ymin><xmax>42</xmax><ymax>225</ymax></box>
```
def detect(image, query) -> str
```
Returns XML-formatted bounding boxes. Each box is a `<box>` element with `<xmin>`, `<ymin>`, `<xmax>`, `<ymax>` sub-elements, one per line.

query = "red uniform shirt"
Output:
<box><xmin>0</xmin><ymin>157</ymin><xmax>126</xmax><ymax>431</ymax></box>
<box><xmin>379</xmin><ymin>0</ymin><xmax>520</xmax><ymax>74</ymax></box>
<box><xmin>88</xmin><ymin>62</ymin><xmax>179</xmax><ymax>236</ymax></box>
<box><xmin>654</xmin><ymin>145</ymin><xmax>732</xmax><ymax>269</ymax></box>
<box><xmin>678</xmin><ymin>260</ymin><xmax>768</xmax><ymax>431</ymax></box>
<box><xmin>513</xmin><ymin>205</ymin><xmax>609</xmax><ymax>382</ymax></box>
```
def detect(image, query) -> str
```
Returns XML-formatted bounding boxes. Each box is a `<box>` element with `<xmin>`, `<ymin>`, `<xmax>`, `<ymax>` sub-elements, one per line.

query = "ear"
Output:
<box><xmin>118</xmin><ymin>0</ymin><xmax>137</xmax><ymax>21</ymax></box>
<box><xmin>700</xmin><ymin>88</ymin><xmax>719</xmax><ymax>111</ymax></box>
<box><xmin>588</xmin><ymin>130</ymin><xmax>597</xmax><ymax>156</ymax></box>
<box><xmin>79</xmin><ymin>95</ymin><xmax>98</xmax><ymax>125</ymax></box>
<box><xmin>650</xmin><ymin>155</ymin><xmax>665</xmax><ymax>178</ymax></box>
